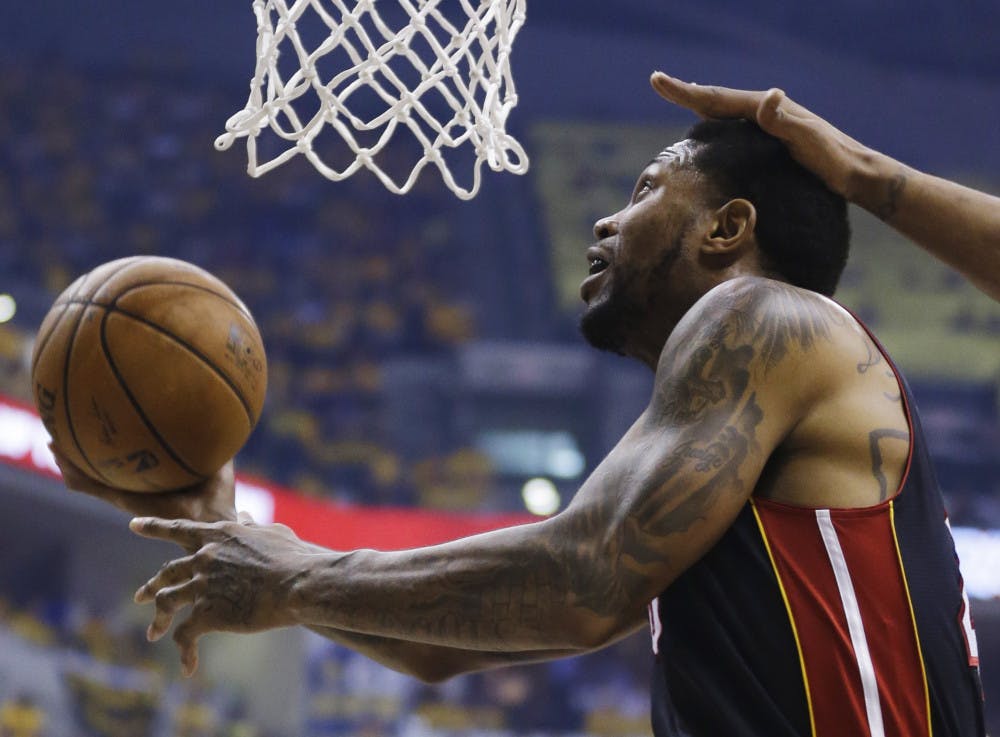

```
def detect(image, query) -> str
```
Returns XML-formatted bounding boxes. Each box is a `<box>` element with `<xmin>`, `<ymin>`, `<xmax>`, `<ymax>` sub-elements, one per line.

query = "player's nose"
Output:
<box><xmin>593</xmin><ymin>216</ymin><xmax>619</xmax><ymax>240</ymax></box>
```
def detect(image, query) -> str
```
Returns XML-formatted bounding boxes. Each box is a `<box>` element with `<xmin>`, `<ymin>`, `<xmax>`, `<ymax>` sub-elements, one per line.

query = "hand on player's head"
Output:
<box><xmin>51</xmin><ymin>444</ymin><xmax>238</xmax><ymax>524</ymax></box>
<box><xmin>650</xmin><ymin>72</ymin><xmax>863</xmax><ymax>200</ymax></box>
<box><xmin>650</xmin><ymin>72</ymin><xmax>786</xmax><ymax>126</ymax></box>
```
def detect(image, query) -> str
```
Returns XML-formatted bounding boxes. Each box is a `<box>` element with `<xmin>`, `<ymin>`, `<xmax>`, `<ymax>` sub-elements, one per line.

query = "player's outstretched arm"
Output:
<box><xmin>651</xmin><ymin>72</ymin><xmax>1000</xmax><ymax>302</ymax></box>
<box><xmin>127</xmin><ymin>278</ymin><xmax>839</xmax><ymax>676</ymax></box>
<box><xmin>128</xmin><ymin>511</ymin><xmax>646</xmax><ymax>678</ymax></box>
<box><xmin>299</xmin><ymin>532</ymin><xmax>642</xmax><ymax>681</ymax></box>
<box><xmin>56</xmin><ymin>445</ymin><xmax>606</xmax><ymax>680</ymax></box>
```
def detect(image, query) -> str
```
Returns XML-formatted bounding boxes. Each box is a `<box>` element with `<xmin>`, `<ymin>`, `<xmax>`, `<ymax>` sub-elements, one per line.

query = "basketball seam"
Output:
<box><xmin>115</xmin><ymin>307</ymin><xmax>257</xmax><ymax>426</ymax></box>
<box><xmin>34</xmin><ymin>258</ymin><xmax>126</xmax><ymax>365</ymax></box>
<box><xmin>33</xmin><ymin>282</ymin><xmax>84</xmax><ymax>372</ymax></box>
<box><xmin>63</xmin><ymin>307</ymin><xmax>118</xmax><ymax>485</ymax></box>
<box><xmin>110</xmin><ymin>279</ymin><xmax>254</xmax><ymax>322</ymax></box>
<box><xmin>98</xmin><ymin>306</ymin><xmax>204</xmax><ymax>481</ymax></box>
<box><xmin>58</xmin><ymin>260</ymin><xmax>142</xmax><ymax>487</ymax></box>
<box><xmin>63</xmin><ymin>297</ymin><xmax>258</xmax><ymax>427</ymax></box>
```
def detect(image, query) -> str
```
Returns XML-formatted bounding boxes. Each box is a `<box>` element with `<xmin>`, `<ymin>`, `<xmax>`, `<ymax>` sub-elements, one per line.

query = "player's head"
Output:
<box><xmin>685</xmin><ymin>119</ymin><xmax>850</xmax><ymax>295</ymax></box>
<box><xmin>579</xmin><ymin>118</ymin><xmax>850</xmax><ymax>363</ymax></box>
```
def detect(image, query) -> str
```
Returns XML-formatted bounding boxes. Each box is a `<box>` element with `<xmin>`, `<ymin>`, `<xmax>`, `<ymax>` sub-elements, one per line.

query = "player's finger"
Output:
<box><xmin>755</xmin><ymin>90</ymin><xmax>824</xmax><ymax>146</ymax></box>
<box><xmin>650</xmin><ymin>72</ymin><xmax>764</xmax><ymax>119</ymax></box>
<box><xmin>147</xmin><ymin>579</ymin><xmax>199</xmax><ymax>641</ymax></box>
<box><xmin>173</xmin><ymin>613</ymin><xmax>209</xmax><ymax>677</ymax></box>
<box><xmin>50</xmin><ymin>445</ymin><xmax>124</xmax><ymax>499</ymax></box>
<box><xmin>755</xmin><ymin>88</ymin><xmax>787</xmax><ymax>134</ymax></box>
<box><xmin>236</xmin><ymin>510</ymin><xmax>256</xmax><ymax>525</ymax></box>
<box><xmin>134</xmin><ymin>556</ymin><xmax>196</xmax><ymax>603</ymax></box>
<box><xmin>130</xmin><ymin>517</ymin><xmax>211</xmax><ymax>547</ymax></box>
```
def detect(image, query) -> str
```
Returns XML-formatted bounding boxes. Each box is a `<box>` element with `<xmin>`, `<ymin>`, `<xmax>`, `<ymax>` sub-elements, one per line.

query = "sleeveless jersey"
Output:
<box><xmin>648</xmin><ymin>320</ymin><xmax>986</xmax><ymax>737</ymax></box>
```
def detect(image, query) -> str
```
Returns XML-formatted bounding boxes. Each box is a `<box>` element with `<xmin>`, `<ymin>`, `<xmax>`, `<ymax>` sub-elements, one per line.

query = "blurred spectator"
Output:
<box><xmin>0</xmin><ymin>694</ymin><xmax>45</xmax><ymax>737</ymax></box>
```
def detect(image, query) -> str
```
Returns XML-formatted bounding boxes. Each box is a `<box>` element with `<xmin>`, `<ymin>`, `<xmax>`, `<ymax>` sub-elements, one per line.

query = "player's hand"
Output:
<box><xmin>650</xmin><ymin>72</ymin><xmax>869</xmax><ymax>201</ymax></box>
<box><xmin>51</xmin><ymin>444</ymin><xmax>238</xmax><ymax>524</ymax></box>
<box><xmin>130</xmin><ymin>517</ymin><xmax>315</xmax><ymax>676</ymax></box>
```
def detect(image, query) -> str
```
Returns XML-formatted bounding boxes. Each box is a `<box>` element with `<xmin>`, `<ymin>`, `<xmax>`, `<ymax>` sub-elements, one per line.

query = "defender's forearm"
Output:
<box><xmin>853</xmin><ymin>152</ymin><xmax>1000</xmax><ymax>302</ymax></box>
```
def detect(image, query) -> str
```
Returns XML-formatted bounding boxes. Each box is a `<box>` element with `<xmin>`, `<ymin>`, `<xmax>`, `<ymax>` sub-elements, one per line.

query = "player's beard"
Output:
<box><xmin>579</xmin><ymin>244</ymin><xmax>682</xmax><ymax>357</ymax></box>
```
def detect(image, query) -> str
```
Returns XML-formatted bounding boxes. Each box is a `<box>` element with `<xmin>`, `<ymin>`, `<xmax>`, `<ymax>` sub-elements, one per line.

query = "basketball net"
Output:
<box><xmin>215</xmin><ymin>0</ymin><xmax>529</xmax><ymax>200</ymax></box>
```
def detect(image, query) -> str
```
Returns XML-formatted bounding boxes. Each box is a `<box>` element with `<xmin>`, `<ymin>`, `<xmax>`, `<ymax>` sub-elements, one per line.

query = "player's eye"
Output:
<box><xmin>634</xmin><ymin>178</ymin><xmax>653</xmax><ymax>200</ymax></box>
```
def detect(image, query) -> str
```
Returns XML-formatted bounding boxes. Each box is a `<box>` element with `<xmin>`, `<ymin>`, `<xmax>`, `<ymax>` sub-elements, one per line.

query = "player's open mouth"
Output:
<box><xmin>589</xmin><ymin>257</ymin><xmax>609</xmax><ymax>275</ymax></box>
<box><xmin>581</xmin><ymin>247</ymin><xmax>613</xmax><ymax>302</ymax></box>
<box><xmin>586</xmin><ymin>245</ymin><xmax>612</xmax><ymax>275</ymax></box>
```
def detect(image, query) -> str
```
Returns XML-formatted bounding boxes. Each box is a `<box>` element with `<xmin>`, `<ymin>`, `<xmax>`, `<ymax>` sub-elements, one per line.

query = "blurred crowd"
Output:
<box><xmin>0</xmin><ymin>593</ymin><xmax>650</xmax><ymax>737</ymax></box>
<box><xmin>0</xmin><ymin>595</ymin><xmax>266</xmax><ymax>737</ymax></box>
<box><xmin>0</xmin><ymin>59</ymin><xmax>499</xmax><ymax>510</ymax></box>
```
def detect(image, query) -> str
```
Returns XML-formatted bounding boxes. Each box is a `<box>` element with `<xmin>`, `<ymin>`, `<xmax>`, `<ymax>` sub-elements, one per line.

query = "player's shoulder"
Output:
<box><xmin>650</xmin><ymin>276</ymin><xmax>858</xmax><ymax>430</ymax></box>
<box><xmin>678</xmin><ymin>274</ymin><xmax>850</xmax><ymax>336</ymax></box>
<box><xmin>695</xmin><ymin>274</ymin><xmax>844</xmax><ymax>321</ymax></box>
<box><xmin>662</xmin><ymin>275</ymin><xmax>858</xmax><ymax>378</ymax></box>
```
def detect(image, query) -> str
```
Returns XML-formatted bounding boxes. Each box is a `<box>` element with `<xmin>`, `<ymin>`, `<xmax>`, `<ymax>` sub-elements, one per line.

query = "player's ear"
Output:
<box><xmin>702</xmin><ymin>199</ymin><xmax>757</xmax><ymax>255</ymax></box>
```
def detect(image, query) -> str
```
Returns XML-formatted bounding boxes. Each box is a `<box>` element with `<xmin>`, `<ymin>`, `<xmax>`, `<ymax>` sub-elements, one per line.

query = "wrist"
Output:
<box><xmin>286</xmin><ymin>549</ymin><xmax>347</xmax><ymax>627</ymax></box>
<box><xmin>845</xmin><ymin>147</ymin><xmax>908</xmax><ymax>218</ymax></box>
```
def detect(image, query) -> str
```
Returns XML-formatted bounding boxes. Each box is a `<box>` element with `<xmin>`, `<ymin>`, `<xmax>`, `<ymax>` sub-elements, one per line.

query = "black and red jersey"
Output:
<box><xmin>648</xmin><ymin>321</ymin><xmax>986</xmax><ymax>737</ymax></box>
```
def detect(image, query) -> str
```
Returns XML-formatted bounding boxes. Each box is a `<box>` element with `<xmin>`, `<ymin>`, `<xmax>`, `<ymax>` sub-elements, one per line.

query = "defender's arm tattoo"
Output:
<box><xmin>874</xmin><ymin>172</ymin><xmax>908</xmax><ymax>222</ymax></box>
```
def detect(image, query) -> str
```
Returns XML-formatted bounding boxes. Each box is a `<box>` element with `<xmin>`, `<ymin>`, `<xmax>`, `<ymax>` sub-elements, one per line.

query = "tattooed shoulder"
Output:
<box><xmin>651</xmin><ymin>277</ymin><xmax>847</xmax><ymax>422</ymax></box>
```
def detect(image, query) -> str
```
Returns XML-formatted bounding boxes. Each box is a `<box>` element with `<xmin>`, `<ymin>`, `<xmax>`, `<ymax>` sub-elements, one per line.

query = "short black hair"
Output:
<box><xmin>685</xmin><ymin>119</ymin><xmax>850</xmax><ymax>296</ymax></box>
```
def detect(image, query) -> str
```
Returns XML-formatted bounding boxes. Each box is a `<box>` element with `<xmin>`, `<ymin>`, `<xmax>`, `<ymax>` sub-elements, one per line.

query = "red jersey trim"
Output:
<box><xmin>753</xmin><ymin>501</ymin><xmax>932</xmax><ymax>737</ymax></box>
<box><xmin>750</xmin><ymin>499</ymin><xmax>817</xmax><ymax>737</ymax></box>
<box><xmin>815</xmin><ymin>508</ymin><xmax>887</xmax><ymax>736</ymax></box>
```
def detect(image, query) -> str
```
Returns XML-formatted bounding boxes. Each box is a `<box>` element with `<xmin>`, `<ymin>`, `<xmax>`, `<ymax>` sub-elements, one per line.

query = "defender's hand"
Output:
<box><xmin>52</xmin><ymin>445</ymin><xmax>238</xmax><ymax>524</ymax></box>
<box><xmin>130</xmin><ymin>517</ymin><xmax>316</xmax><ymax>676</ymax></box>
<box><xmin>650</xmin><ymin>72</ymin><xmax>869</xmax><ymax>201</ymax></box>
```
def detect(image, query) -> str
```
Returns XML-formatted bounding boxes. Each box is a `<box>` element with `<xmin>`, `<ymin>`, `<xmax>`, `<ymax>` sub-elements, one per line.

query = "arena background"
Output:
<box><xmin>1</xmin><ymin>1</ymin><xmax>998</xmax><ymax>735</ymax></box>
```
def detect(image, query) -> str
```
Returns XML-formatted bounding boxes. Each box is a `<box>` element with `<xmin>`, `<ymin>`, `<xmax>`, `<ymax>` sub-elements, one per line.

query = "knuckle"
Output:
<box><xmin>197</xmin><ymin>542</ymin><xmax>219</xmax><ymax>561</ymax></box>
<box><xmin>154</xmin><ymin>588</ymin><xmax>176</xmax><ymax>609</ymax></box>
<box><xmin>190</xmin><ymin>572</ymin><xmax>208</xmax><ymax>594</ymax></box>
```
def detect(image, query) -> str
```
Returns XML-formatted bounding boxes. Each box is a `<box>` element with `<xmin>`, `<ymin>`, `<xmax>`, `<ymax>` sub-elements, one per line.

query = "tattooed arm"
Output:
<box><xmin>651</xmin><ymin>73</ymin><xmax>1000</xmax><ymax>301</ymax></box>
<box><xmin>302</xmin><ymin>625</ymin><xmax>635</xmax><ymax>683</ymax></box>
<box><xmin>129</xmin><ymin>277</ymin><xmax>840</xmax><ymax>675</ymax></box>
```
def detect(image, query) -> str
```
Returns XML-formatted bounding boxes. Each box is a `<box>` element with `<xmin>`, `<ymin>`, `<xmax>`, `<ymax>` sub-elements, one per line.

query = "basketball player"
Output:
<box><xmin>55</xmin><ymin>78</ymin><xmax>998</xmax><ymax>736</ymax></box>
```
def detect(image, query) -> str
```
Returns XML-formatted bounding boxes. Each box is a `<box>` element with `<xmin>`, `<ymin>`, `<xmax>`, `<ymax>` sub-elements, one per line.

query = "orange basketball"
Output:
<box><xmin>30</xmin><ymin>256</ymin><xmax>267</xmax><ymax>492</ymax></box>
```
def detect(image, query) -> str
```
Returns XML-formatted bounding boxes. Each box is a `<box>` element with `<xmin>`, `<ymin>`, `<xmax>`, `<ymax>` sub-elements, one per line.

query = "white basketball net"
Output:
<box><xmin>215</xmin><ymin>0</ymin><xmax>529</xmax><ymax>200</ymax></box>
